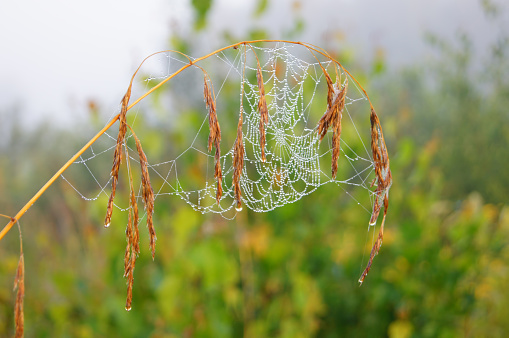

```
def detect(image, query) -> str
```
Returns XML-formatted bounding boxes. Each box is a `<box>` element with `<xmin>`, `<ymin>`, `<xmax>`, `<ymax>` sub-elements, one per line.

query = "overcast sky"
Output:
<box><xmin>1</xmin><ymin>0</ymin><xmax>507</xmax><ymax>128</ymax></box>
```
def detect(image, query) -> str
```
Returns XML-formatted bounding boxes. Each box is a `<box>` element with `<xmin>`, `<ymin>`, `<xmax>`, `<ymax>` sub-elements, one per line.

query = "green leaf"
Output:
<box><xmin>254</xmin><ymin>0</ymin><xmax>269</xmax><ymax>17</ymax></box>
<box><xmin>191</xmin><ymin>0</ymin><xmax>213</xmax><ymax>30</ymax></box>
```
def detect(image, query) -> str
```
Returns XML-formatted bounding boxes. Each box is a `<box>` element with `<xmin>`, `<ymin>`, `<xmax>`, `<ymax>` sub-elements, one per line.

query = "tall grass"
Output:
<box><xmin>0</xmin><ymin>40</ymin><xmax>391</xmax><ymax>335</ymax></box>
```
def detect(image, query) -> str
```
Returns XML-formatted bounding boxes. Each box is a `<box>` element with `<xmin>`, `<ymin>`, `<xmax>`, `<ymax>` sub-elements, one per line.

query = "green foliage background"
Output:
<box><xmin>1</xmin><ymin>1</ymin><xmax>509</xmax><ymax>337</ymax></box>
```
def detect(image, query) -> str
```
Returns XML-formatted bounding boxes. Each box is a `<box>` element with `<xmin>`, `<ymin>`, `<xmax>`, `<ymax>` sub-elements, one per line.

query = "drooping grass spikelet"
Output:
<box><xmin>133</xmin><ymin>132</ymin><xmax>156</xmax><ymax>259</ymax></box>
<box><xmin>125</xmin><ymin>247</ymin><xmax>134</xmax><ymax>311</ymax></box>
<box><xmin>125</xmin><ymin>215</ymin><xmax>135</xmax><ymax>312</ymax></box>
<box><xmin>317</xmin><ymin>72</ymin><xmax>339</xmax><ymax>141</ymax></box>
<box><xmin>317</xmin><ymin>75</ymin><xmax>348</xmax><ymax>179</ymax></box>
<box><xmin>358</xmin><ymin>210</ymin><xmax>385</xmax><ymax>284</ymax></box>
<box><xmin>324</xmin><ymin>69</ymin><xmax>335</xmax><ymax>109</ymax></box>
<box><xmin>358</xmin><ymin>107</ymin><xmax>392</xmax><ymax>284</ymax></box>
<box><xmin>257</xmin><ymin>67</ymin><xmax>269</xmax><ymax>162</ymax></box>
<box><xmin>215</xmin><ymin>147</ymin><xmax>223</xmax><ymax>204</ymax></box>
<box><xmin>124</xmin><ymin>209</ymin><xmax>133</xmax><ymax>278</ymax></box>
<box><xmin>131</xmin><ymin>187</ymin><xmax>140</xmax><ymax>255</ymax></box>
<box><xmin>331</xmin><ymin>78</ymin><xmax>347</xmax><ymax>179</ymax></box>
<box><xmin>124</xmin><ymin>164</ymin><xmax>139</xmax><ymax>311</ymax></box>
<box><xmin>204</xmin><ymin>76</ymin><xmax>223</xmax><ymax>204</ymax></box>
<box><xmin>233</xmin><ymin>112</ymin><xmax>245</xmax><ymax>211</ymax></box>
<box><xmin>13</xmin><ymin>254</ymin><xmax>24</xmax><ymax>337</ymax></box>
<box><xmin>368</xmin><ymin>107</ymin><xmax>391</xmax><ymax>225</ymax></box>
<box><xmin>105</xmin><ymin>85</ymin><xmax>132</xmax><ymax>228</ymax></box>
<box><xmin>204</xmin><ymin>76</ymin><xmax>219</xmax><ymax>152</ymax></box>
<box><xmin>13</xmin><ymin>222</ymin><xmax>24</xmax><ymax>338</ymax></box>
<box><xmin>125</xmin><ymin>192</ymin><xmax>139</xmax><ymax>311</ymax></box>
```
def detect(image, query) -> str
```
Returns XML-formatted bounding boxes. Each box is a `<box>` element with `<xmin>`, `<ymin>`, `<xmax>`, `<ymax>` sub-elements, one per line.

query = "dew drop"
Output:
<box><xmin>104</xmin><ymin>223</ymin><xmax>110</xmax><ymax>228</ymax></box>
<box><xmin>235</xmin><ymin>206</ymin><xmax>243</xmax><ymax>212</ymax></box>
<box><xmin>125</xmin><ymin>305</ymin><xmax>132</xmax><ymax>311</ymax></box>
<box><xmin>369</xmin><ymin>220</ymin><xmax>376</xmax><ymax>226</ymax></box>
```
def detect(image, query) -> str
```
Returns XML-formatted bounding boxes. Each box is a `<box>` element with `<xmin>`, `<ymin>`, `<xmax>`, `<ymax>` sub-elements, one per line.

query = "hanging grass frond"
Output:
<box><xmin>132</xmin><ymin>131</ymin><xmax>156</xmax><ymax>259</ymax></box>
<box><xmin>105</xmin><ymin>85</ymin><xmax>132</xmax><ymax>228</ymax></box>
<box><xmin>233</xmin><ymin>112</ymin><xmax>245</xmax><ymax>211</ymax></box>
<box><xmin>358</xmin><ymin>107</ymin><xmax>392</xmax><ymax>284</ymax></box>
<box><xmin>317</xmin><ymin>77</ymin><xmax>348</xmax><ymax>179</ymax></box>
<box><xmin>131</xmin><ymin>187</ymin><xmax>140</xmax><ymax>256</ymax></box>
<box><xmin>13</xmin><ymin>222</ymin><xmax>24</xmax><ymax>338</ymax></box>
<box><xmin>204</xmin><ymin>75</ymin><xmax>223</xmax><ymax>204</ymax></box>
<box><xmin>257</xmin><ymin>67</ymin><xmax>269</xmax><ymax>162</ymax></box>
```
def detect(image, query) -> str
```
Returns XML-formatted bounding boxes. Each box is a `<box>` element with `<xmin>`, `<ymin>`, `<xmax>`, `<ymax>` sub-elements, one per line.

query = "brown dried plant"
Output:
<box><xmin>124</xmin><ymin>154</ymin><xmax>140</xmax><ymax>311</ymax></box>
<box><xmin>13</xmin><ymin>222</ymin><xmax>24</xmax><ymax>338</ymax></box>
<box><xmin>358</xmin><ymin>107</ymin><xmax>392</xmax><ymax>284</ymax></box>
<box><xmin>132</xmin><ymin>131</ymin><xmax>156</xmax><ymax>259</ymax></box>
<box><xmin>13</xmin><ymin>256</ymin><xmax>24</xmax><ymax>337</ymax></box>
<box><xmin>105</xmin><ymin>85</ymin><xmax>132</xmax><ymax>228</ymax></box>
<box><xmin>131</xmin><ymin>187</ymin><xmax>140</xmax><ymax>256</ymax></box>
<box><xmin>204</xmin><ymin>75</ymin><xmax>223</xmax><ymax>204</ymax></box>
<box><xmin>233</xmin><ymin>111</ymin><xmax>245</xmax><ymax>211</ymax></box>
<box><xmin>256</xmin><ymin>67</ymin><xmax>269</xmax><ymax>162</ymax></box>
<box><xmin>232</xmin><ymin>45</ymin><xmax>248</xmax><ymax>211</ymax></box>
<box><xmin>124</xmin><ymin>206</ymin><xmax>134</xmax><ymax>311</ymax></box>
<box><xmin>317</xmin><ymin>72</ymin><xmax>348</xmax><ymax>179</ymax></box>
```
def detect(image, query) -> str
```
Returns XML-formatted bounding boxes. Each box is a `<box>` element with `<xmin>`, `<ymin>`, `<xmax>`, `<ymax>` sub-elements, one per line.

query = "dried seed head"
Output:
<box><xmin>317</xmin><ymin>76</ymin><xmax>348</xmax><ymax>179</ymax></box>
<box><xmin>13</xmin><ymin>224</ymin><xmax>24</xmax><ymax>338</ymax></box>
<box><xmin>204</xmin><ymin>77</ymin><xmax>220</xmax><ymax>151</ymax></box>
<box><xmin>324</xmin><ymin>71</ymin><xmax>335</xmax><ymax>109</ymax></box>
<box><xmin>331</xmin><ymin>78</ymin><xmax>348</xmax><ymax>179</ymax></box>
<box><xmin>125</xmin><ymin>256</ymin><xmax>134</xmax><ymax>311</ymax></box>
<box><xmin>125</xmin><ymin>225</ymin><xmax>137</xmax><ymax>312</ymax></box>
<box><xmin>133</xmin><ymin>133</ymin><xmax>156</xmax><ymax>259</ymax></box>
<box><xmin>204</xmin><ymin>76</ymin><xmax>223</xmax><ymax>204</ymax></box>
<box><xmin>358</xmin><ymin>223</ymin><xmax>383</xmax><ymax>284</ymax></box>
<box><xmin>359</xmin><ymin>107</ymin><xmax>392</xmax><ymax>284</ymax></box>
<box><xmin>317</xmin><ymin>75</ymin><xmax>342</xmax><ymax>142</ymax></box>
<box><xmin>215</xmin><ymin>147</ymin><xmax>223</xmax><ymax>204</ymax></box>
<box><xmin>233</xmin><ymin>112</ymin><xmax>245</xmax><ymax>211</ymax></box>
<box><xmin>124</xmin><ymin>209</ymin><xmax>133</xmax><ymax>277</ymax></box>
<box><xmin>124</xmin><ymin>176</ymin><xmax>140</xmax><ymax>310</ymax></box>
<box><xmin>257</xmin><ymin>68</ymin><xmax>269</xmax><ymax>162</ymax></box>
<box><xmin>13</xmin><ymin>252</ymin><xmax>24</xmax><ymax>338</ymax></box>
<box><xmin>131</xmin><ymin>189</ymin><xmax>140</xmax><ymax>255</ymax></box>
<box><xmin>105</xmin><ymin>85</ymin><xmax>132</xmax><ymax>227</ymax></box>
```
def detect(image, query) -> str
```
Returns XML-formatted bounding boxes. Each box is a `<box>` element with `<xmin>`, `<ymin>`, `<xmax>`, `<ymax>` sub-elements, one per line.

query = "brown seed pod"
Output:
<box><xmin>133</xmin><ymin>132</ymin><xmax>156</xmax><ymax>259</ymax></box>
<box><xmin>233</xmin><ymin>112</ymin><xmax>245</xmax><ymax>211</ymax></box>
<box><xmin>317</xmin><ymin>77</ymin><xmax>348</xmax><ymax>179</ymax></box>
<box><xmin>359</xmin><ymin>107</ymin><xmax>392</xmax><ymax>284</ymax></box>
<box><xmin>204</xmin><ymin>76</ymin><xmax>223</xmax><ymax>204</ymax></box>
<box><xmin>105</xmin><ymin>85</ymin><xmax>132</xmax><ymax>228</ymax></box>
<box><xmin>257</xmin><ymin>67</ymin><xmax>269</xmax><ymax>162</ymax></box>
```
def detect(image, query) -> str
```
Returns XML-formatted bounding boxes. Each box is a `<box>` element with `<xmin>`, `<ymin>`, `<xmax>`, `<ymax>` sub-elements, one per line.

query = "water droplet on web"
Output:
<box><xmin>58</xmin><ymin>42</ymin><xmax>386</xmax><ymax>230</ymax></box>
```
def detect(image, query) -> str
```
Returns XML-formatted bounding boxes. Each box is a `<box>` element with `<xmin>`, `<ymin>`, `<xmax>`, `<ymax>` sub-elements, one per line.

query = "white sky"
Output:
<box><xmin>0</xmin><ymin>0</ymin><xmax>507</xmax><ymax>128</ymax></box>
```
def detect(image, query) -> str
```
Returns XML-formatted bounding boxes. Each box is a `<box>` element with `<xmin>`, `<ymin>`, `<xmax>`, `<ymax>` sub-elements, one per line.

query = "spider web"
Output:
<box><xmin>62</xmin><ymin>42</ymin><xmax>379</xmax><ymax>223</ymax></box>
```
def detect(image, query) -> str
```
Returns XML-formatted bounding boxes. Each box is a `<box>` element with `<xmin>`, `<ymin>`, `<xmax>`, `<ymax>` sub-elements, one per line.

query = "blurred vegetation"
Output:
<box><xmin>1</xmin><ymin>0</ymin><xmax>509</xmax><ymax>337</ymax></box>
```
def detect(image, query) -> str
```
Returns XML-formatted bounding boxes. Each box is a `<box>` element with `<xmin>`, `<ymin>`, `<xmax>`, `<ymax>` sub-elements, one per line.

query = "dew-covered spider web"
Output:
<box><xmin>61</xmin><ymin>42</ymin><xmax>390</xmax><ymax>229</ymax></box>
